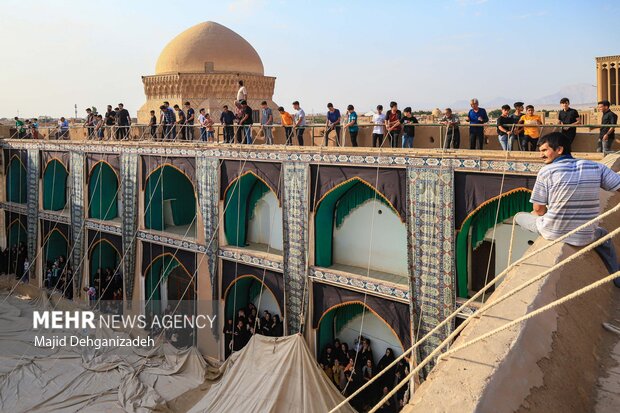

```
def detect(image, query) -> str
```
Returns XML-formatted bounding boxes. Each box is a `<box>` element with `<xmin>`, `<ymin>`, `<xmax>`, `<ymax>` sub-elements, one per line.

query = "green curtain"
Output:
<box><xmin>335</xmin><ymin>182</ymin><xmax>392</xmax><ymax>228</ymax></box>
<box><xmin>224</xmin><ymin>174</ymin><xmax>270</xmax><ymax>247</ymax></box>
<box><xmin>43</xmin><ymin>160</ymin><xmax>68</xmax><ymax>211</ymax></box>
<box><xmin>225</xmin><ymin>276</ymin><xmax>255</xmax><ymax>321</ymax></box>
<box><xmin>315</xmin><ymin>180</ymin><xmax>395</xmax><ymax>268</ymax></box>
<box><xmin>455</xmin><ymin>190</ymin><xmax>533</xmax><ymax>298</ymax></box>
<box><xmin>44</xmin><ymin>230</ymin><xmax>68</xmax><ymax>265</ymax></box>
<box><xmin>89</xmin><ymin>241</ymin><xmax>120</xmax><ymax>283</ymax></box>
<box><xmin>145</xmin><ymin>254</ymin><xmax>181</xmax><ymax>314</ymax></box>
<box><xmin>89</xmin><ymin>163</ymin><xmax>119</xmax><ymax>220</ymax></box>
<box><xmin>144</xmin><ymin>166</ymin><xmax>196</xmax><ymax>231</ymax></box>
<box><xmin>8</xmin><ymin>223</ymin><xmax>26</xmax><ymax>247</ymax></box>
<box><xmin>317</xmin><ymin>303</ymin><xmax>365</xmax><ymax>354</ymax></box>
<box><xmin>7</xmin><ymin>158</ymin><xmax>27</xmax><ymax>204</ymax></box>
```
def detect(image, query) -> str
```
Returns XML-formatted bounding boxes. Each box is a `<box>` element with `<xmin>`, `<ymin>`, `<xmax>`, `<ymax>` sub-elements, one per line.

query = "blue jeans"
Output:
<box><xmin>244</xmin><ymin>125</ymin><xmax>252</xmax><ymax>144</ymax></box>
<box><xmin>515</xmin><ymin>212</ymin><xmax>620</xmax><ymax>287</ymax></box>
<box><xmin>200</xmin><ymin>127</ymin><xmax>207</xmax><ymax>142</ymax></box>
<box><xmin>402</xmin><ymin>134</ymin><xmax>414</xmax><ymax>148</ymax></box>
<box><xmin>498</xmin><ymin>134</ymin><xmax>513</xmax><ymax>151</ymax></box>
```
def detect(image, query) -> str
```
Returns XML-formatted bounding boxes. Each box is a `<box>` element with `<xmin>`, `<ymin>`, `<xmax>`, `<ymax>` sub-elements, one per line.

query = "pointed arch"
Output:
<box><xmin>6</xmin><ymin>155</ymin><xmax>27</xmax><ymax>204</ymax></box>
<box><xmin>89</xmin><ymin>161</ymin><xmax>119</xmax><ymax>220</ymax></box>
<box><xmin>144</xmin><ymin>253</ymin><xmax>194</xmax><ymax>314</ymax></box>
<box><xmin>455</xmin><ymin>187</ymin><xmax>533</xmax><ymax>297</ymax></box>
<box><xmin>42</xmin><ymin>159</ymin><xmax>69</xmax><ymax>211</ymax></box>
<box><xmin>7</xmin><ymin>218</ymin><xmax>27</xmax><ymax>248</ymax></box>
<box><xmin>42</xmin><ymin>228</ymin><xmax>69</xmax><ymax>265</ymax></box>
<box><xmin>316</xmin><ymin>301</ymin><xmax>404</xmax><ymax>359</ymax></box>
<box><xmin>314</xmin><ymin>177</ymin><xmax>401</xmax><ymax>268</ymax></box>
<box><xmin>223</xmin><ymin>274</ymin><xmax>282</xmax><ymax>322</ymax></box>
<box><xmin>144</xmin><ymin>164</ymin><xmax>196</xmax><ymax>232</ymax></box>
<box><xmin>89</xmin><ymin>238</ymin><xmax>121</xmax><ymax>285</ymax></box>
<box><xmin>224</xmin><ymin>171</ymin><xmax>281</xmax><ymax>247</ymax></box>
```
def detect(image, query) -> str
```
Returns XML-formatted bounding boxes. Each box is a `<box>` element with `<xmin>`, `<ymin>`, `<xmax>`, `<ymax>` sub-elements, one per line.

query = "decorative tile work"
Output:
<box><xmin>39</xmin><ymin>210</ymin><xmax>71</xmax><ymax>224</ymax></box>
<box><xmin>69</xmin><ymin>151</ymin><xmax>85</xmax><ymax>297</ymax></box>
<box><xmin>0</xmin><ymin>202</ymin><xmax>28</xmax><ymax>215</ymax></box>
<box><xmin>309</xmin><ymin>267</ymin><xmax>409</xmax><ymax>302</ymax></box>
<box><xmin>26</xmin><ymin>149</ymin><xmax>39</xmax><ymax>279</ymax></box>
<box><xmin>218</xmin><ymin>248</ymin><xmax>283</xmax><ymax>272</ymax></box>
<box><xmin>1</xmin><ymin>142</ymin><xmax>542</xmax><ymax>175</ymax></box>
<box><xmin>120</xmin><ymin>153</ymin><xmax>139</xmax><ymax>307</ymax></box>
<box><xmin>281</xmin><ymin>162</ymin><xmax>310</xmax><ymax>335</ymax></box>
<box><xmin>137</xmin><ymin>230</ymin><xmax>206</xmax><ymax>253</ymax></box>
<box><xmin>85</xmin><ymin>219</ymin><xmax>122</xmax><ymax>235</ymax></box>
<box><xmin>406</xmin><ymin>166</ymin><xmax>455</xmax><ymax>373</ymax></box>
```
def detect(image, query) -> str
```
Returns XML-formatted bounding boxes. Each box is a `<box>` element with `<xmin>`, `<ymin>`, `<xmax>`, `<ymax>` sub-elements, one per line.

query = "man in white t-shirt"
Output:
<box><xmin>372</xmin><ymin>105</ymin><xmax>386</xmax><ymax>147</ymax></box>
<box><xmin>236</xmin><ymin>80</ymin><xmax>247</xmax><ymax>103</ymax></box>
<box><xmin>293</xmin><ymin>101</ymin><xmax>306</xmax><ymax>146</ymax></box>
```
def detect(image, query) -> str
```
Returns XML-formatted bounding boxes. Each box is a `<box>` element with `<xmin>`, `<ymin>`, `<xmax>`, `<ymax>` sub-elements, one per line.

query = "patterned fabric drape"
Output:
<box><xmin>281</xmin><ymin>162</ymin><xmax>309</xmax><ymax>335</ymax></box>
<box><xmin>26</xmin><ymin>149</ymin><xmax>39</xmax><ymax>279</ymax></box>
<box><xmin>121</xmin><ymin>153</ymin><xmax>139</xmax><ymax>307</ymax></box>
<box><xmin>196</xmin><ymin>158</ymin><xmax>220</xmax><ymax>283</ymax></box>
<box><xmin>406</xmin><ymin>166</ymin><xmax>455</xmax><ymax>375</ymax></box>
<box><xmin>69</xmin><ymin>151</ymin><xmax>85</xmax><ymax>296</ymax></box>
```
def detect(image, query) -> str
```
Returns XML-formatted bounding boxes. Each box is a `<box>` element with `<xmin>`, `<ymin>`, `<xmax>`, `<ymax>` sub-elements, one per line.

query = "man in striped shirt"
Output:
<box><xmin>515</xmin><ymin>132</ymin><xmax>620</xmax><ymax>285</ymax></box>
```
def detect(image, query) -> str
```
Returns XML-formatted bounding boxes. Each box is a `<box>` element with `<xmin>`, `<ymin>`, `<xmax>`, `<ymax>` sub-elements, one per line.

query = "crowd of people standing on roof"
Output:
<box><xmin>319</xmin><ymin>336</ymin><xmax>408</xmax><ymax>412</ymax></box>
<box><xmin>222</xmin><ymin>302</ymin><xmax>284</xmax><ymax>358</ymax></box>
<box><xmin>10</xmin><ymin>78</ymin><xmax>617</xmax><ymax>153</ymax></box>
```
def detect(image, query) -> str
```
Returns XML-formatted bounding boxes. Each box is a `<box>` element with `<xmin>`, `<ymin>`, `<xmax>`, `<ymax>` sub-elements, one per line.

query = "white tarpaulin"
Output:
<box><xmin>0</xmin><ymin>279</ymin><xmax>211</xmax><ymax>413</ymax></box>
<box><xmin>188</xmin><ymin>334</ymin><xmax>355</xmax><ymax>413</ymax></box>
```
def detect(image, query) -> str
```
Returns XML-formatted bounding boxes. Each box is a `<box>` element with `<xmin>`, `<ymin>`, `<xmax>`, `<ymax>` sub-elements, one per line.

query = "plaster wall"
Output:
<box><xmin>332</xmin><ymin>199</ymin><xmax>407</xmax><ymax>276</ymax></box>
<box><xmin>246</xmin><ymin>191</ymin><xmax>283</xmax><ymax>251</ymax></box>
<box><xmin>251</xmin><ymin>286</ymin><xmax>280</xmax><ymax>319</ymax></box>
<box><xmin>338</xmin><ymin>311</ymin><xmax>404</xmax><ymax>363</ymax></box>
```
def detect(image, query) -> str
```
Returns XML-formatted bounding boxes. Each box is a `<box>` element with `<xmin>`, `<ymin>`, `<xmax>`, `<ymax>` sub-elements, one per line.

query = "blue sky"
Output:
<box><xmin>1</xmin><ymin>0</ymin><xmax>619</xmax><ymax>117</ymax></box>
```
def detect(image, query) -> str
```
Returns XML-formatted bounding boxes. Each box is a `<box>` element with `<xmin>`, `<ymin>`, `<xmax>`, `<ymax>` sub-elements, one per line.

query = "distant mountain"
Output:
<box><xmin>450</xmin><ymin>83</ymin><xmax>596</xmax><ymax>111</ymax></box>
<box><xmin>530</xmin><ymin>83</ymin><xmax>596</xmax><ymax>106</ymax></box>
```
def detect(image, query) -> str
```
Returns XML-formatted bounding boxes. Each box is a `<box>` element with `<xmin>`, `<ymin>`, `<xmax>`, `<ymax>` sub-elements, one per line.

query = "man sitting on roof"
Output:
<box><xmin>515</xmin><ymin>132</ymin><xmax>620</xmax><ymax>286</ymax></box>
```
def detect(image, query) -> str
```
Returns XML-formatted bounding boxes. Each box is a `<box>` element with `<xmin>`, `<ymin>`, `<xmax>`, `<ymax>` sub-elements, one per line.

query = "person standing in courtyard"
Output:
<box><xmin>260</xmin><ymin>101</ymin><xmax>274</xmax><ymax>145</ymax></box>
<box><xmin>385</xmin><ymin>102</ymin><xmax>402</xmax><ymax>148</ymax></box>
<box><xmin>400</xmin><ymin>107</ymin><xmax>418</xmax><ymax>148</ymax></box>
<box><xmin>279</xmin><ymin>106</ymin><xmax>294</xmax><ymax>145</ymax></box>
<box><xmin>372</xmin><ymin>105</ymin><xmax>386</xmax><ymax>148</ymax></box>
<box><xmin>515</xmin><ymin>132</ymin><xmax>620</xmax><ymax>287</ymax></box>
<box><xmin>439</xmin><ymin>107</ymin><xmax>460</xmax><ymax>149</ymax></box>
<box><xmin>518</xmin><ymin>105</ymin><xmax>542</xmax><ymax>151</ymax></box>
<box><xmin>220</xmin><ymin>105</ymin><xmax>235</xmax><ymax>143</ymax></box>
<box><xmin>293</xmin><ymin>101</ymin><xmax>306</xmax><ymax>146</ymax></box>
<box><xmin>344</xmin><ymin>104</ymin><xmax>359</xmax><ymax>147</ymax></box>
<box><xmin>598</xmin><ymin>100</ymin><xmax>617</xmax><ymax>153</ymax></box>
<box><xmin>496</xmin><ymin>104</ymin><xmax>515</xmax><ymax>151</ymax></box>
<box><xmin>325</xmin><ymin>103</ymin><xmax>342</xmax><ymax>146</ymax></box>
<box><xmin>116</xmin><ymin>103</ymin><xmax>131</xmax><ymax>140</ymax></box>
<box><xmin>185</xmin><ymin>101</ymin><xmax>195</xmax><ymax>141</ymax></box>
<box><xmin>237</xmin><ymin>80</ymin><xmax>247</xmax><ymax>103</ymax></box>
<box><xmin>558</xmin><ymin>97</ymin><xmax>580</xmax><ymax>145</ymax></box>
<box><xmin>467</xmin><ymin>98</ymin><xmax>488</xmax><ymax>150</ymax></box>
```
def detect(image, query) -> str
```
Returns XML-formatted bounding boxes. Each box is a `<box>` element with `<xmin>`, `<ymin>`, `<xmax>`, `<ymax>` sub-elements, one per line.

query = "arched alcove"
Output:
<box><xmin>315</xmin><ymin>178</ymin><xmax>406</xmax><ymax>280</ymax></box>
<box><xmin>89</xmin><ymin>239</ymin><xmax>121</xmax><ymax>286</ymax></box>
<box><xmin>6</xmin><ymin>156</ymin><xmax>27</xmax><ymax>204</ymax></box>
<box><xmin>42</xmin><ymin>159</ymin><xmax>69</xmax><ymax>211</ymax></box>
<box><xmin>455</xmin><ymin>188</ymin><xmax>533</xmax><ymax>298</ymax></box>
<box><xmin>43</xmin><ymin>229</ymin><xmax>68</xmax><ymax>266</ymax></box>
<box><xmin>317</xmin><ymin>302</ymin><xmax>404</xmax><ymax>362</ymax></box>
<box><xmin>144</xmin><ymin>253</ymin><xmax>195</xmax><ymax>314</ymax></box>
<box><xmin>89</xmin><ymin>162</ymin><xmax>119</xmax><ymax>220</ymax></box>
<box><xmin>224</xmin><ymin>172</ymin><xmax>281</xmax><ymax>250</ymax></box>
<box><xmin>224</xmin><ymin>275</ymin><xmax>282</xmax><ymax>323</ymax></box>
<box><xmin>7</xmin><ymin>220</ymin><xmax>26</xmax><ymax>248</ymax></box>
<box><xmin>144</xmin><ymin>165</ymin><xmax>196</xmax><ymax>237</ymax></box>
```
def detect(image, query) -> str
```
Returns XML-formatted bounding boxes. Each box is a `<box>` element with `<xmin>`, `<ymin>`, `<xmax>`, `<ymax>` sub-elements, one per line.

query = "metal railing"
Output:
<box><xmin>2</xmin><ymin>122</ymin><xmax>618</xmax><ymax>152</ymax></box>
